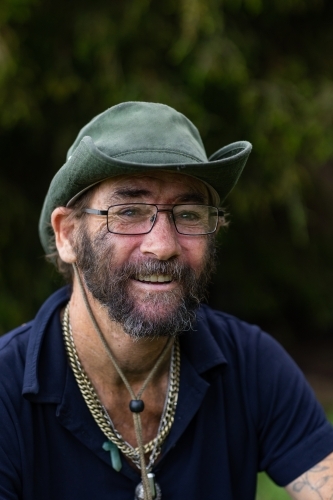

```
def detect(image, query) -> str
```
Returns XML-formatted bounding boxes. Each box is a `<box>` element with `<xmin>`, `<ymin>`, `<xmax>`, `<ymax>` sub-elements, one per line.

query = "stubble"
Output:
<box><xmin>74</xmin><ymin>224</ymin><xmax>217</xmax><ymax>340</ymax></box>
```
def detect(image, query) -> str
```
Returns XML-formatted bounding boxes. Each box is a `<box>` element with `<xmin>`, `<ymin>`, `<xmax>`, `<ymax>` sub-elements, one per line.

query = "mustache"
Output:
<box><xmin>108</xmin><ymin>258</ymin><xmax>193</xmax><ymax>283</ymax></box>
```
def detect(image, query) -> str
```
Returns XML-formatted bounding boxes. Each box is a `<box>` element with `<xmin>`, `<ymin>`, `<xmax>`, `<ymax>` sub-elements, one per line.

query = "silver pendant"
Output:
<box><xmin>134</xmin><ymin>473</ymin><xmax>162</xmax><ymax>499</ymax></box>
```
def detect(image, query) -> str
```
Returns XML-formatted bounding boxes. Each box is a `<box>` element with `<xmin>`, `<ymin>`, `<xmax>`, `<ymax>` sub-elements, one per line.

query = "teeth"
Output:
<box><xmin>137</xmin><ymin>274</ymin><xmax>172</xmax><ymax>283</ymax></box>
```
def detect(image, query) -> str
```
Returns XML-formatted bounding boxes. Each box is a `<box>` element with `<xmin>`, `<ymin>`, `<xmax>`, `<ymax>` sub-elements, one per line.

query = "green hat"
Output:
<box><xmin>39</xmin><ymin>101</ymin><xmax>252</xmax><ymax>253</ymax></box>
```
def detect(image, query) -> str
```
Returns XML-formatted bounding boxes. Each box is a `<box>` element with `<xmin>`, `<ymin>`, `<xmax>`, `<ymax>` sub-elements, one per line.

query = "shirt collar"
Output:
<box><xmin>22</xmin><ymin>289</ymin><xmax>227</xmax><ymax>402</ymax></box>
<box><xmin>22</xmin><ymin>286</ymin><xmax>70</xmax><ymax>401</ymax></box>
<box><xmin>180</xmin><ymin>305</ymin><xmax>228</xmax><ymax>374</ymax></box>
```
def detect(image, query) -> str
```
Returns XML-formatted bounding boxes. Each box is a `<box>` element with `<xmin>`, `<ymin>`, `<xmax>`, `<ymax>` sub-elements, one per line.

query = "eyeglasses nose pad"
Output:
<box><xmin>149</xmin><ymin>214</ymin><xmax>157</xmax><ymax>224</ymax></box>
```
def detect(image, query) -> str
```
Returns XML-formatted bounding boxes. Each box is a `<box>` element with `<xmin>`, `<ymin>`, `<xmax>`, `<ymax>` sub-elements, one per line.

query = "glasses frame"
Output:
<box><xmin>82</xmin><ymin>203</ymin><xmax>224</xmax><ymax>236</ymax></box>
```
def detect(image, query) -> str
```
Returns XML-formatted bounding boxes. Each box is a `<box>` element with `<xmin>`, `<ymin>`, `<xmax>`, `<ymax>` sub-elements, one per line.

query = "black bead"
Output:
<box><xmin>129</xmin><ymin>399</ymin><xmax>145</xmax><ymax>413</ymax></box>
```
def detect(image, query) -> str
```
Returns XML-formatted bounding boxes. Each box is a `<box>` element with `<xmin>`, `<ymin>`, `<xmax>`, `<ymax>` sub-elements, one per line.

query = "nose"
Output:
<box><xmin>139</xmin><ymin>211</ymin><xmax>182</xmax><ymax>260</ymax></box>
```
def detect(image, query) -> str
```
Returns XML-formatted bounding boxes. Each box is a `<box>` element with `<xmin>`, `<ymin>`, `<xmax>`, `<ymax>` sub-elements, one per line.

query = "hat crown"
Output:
<box><xmin>67</xmin><ymin>102</ymin><xmax>208</xmax><ymax>165</ymax></box>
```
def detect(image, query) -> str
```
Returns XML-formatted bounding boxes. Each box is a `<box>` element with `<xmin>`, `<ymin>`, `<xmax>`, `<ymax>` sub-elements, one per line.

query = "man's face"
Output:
<box><xmin>73</xmin><ymin>171</ymin><xmax>217</xmax><ymax>339</ymax></box>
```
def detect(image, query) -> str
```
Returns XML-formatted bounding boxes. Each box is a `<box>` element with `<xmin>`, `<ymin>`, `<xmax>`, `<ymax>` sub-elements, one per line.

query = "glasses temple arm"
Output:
<box><xmin>82</xmin><ymin>208</ymin><xmax>108</xmax><ymax>216</ymax></box>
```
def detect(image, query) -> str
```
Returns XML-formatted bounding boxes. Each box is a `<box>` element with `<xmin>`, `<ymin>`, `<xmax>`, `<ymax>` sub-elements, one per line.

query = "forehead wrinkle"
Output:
<box><xmin>101</xmin><ymin>187</ymin><xmax>207</xmax><ymax>205</ymax></box>
<box><xmin>93</xmin><ymin>172</ymin><xmax>212</xmax><ymax>207</ymax></box>
<box><xmin>115</xmin><ymin>191</ymin><xmax>207</xmax><ymax>205</ymax></box>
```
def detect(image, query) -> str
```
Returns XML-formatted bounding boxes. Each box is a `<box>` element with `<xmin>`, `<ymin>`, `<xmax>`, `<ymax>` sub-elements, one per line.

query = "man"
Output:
<box><xmin>0</xmin><ymin>102</ymin><xmax>333</xmax><ymax>500</ymax></box>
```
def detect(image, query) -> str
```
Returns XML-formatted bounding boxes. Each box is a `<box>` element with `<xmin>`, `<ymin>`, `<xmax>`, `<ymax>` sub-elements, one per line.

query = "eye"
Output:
<box><xmin>176</xmin><ymin>210</ymin><xmax>202</xmax><ymax>222</ymax></box>
<box><xmin>181</xmin><ymin>211</ymin><xmax>198</xmax><ymax>220</ymax></box>
<box><xmin>112</xmin><ymin>205</ymin><xmax>151</xmax><ymax>219</ymax></box>
<box><xmin>118</xmin><ymin>208</ymin><xmax>140</xmax><ymax>217</ymax></box>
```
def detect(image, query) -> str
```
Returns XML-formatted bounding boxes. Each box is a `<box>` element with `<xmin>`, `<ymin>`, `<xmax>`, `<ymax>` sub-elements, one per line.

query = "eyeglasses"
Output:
<box><xmin>82</xmin><ymin>203</ymin><xmax>224</xmax><ymax>236</ymax></box>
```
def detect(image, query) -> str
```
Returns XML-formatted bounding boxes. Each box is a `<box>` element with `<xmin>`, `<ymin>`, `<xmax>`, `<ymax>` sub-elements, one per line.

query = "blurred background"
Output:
<box><xmin>0</xmin><ymin>0</ymin><xmax>333</xmax><ymax>494</ymax></box>
<box><xmin>0</xmin><ymin>0</ymin><xmax>333</xmax><ymax>495</ymax></box>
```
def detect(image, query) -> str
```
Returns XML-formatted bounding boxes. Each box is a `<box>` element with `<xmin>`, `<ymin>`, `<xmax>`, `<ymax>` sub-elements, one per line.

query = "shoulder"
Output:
<box><xmin>0</xmin><ymin>321</ymin><xmax>33</xmax><ymax>354</ymax></box>
<box><xmin>196</xmin><ymin>306</ymin><xmax>333</xmax><ymax>485</ymax></box>
<box><xmin>0</xmin><ymin>286</ymin><xmax>70</xmax><ymax>398</ymax></box>
<box><xmin>198</xmin><ymin>303</ymin><xmax>264</xmax><ymax>338</ymax></box>
<box><xmin>0</xmin><ymin>322</ymin><xmax>33</xmax><ymax>389</ymax></box>
<box><xmin>0</xmin><ymin>322</ymin><xmax>31</xmax><ymax>347</ymax></box>
<box><xmin>193</xmin><ymin>304</ymin><xmax>311</xmax><ymax>410</ymax></box>
<box><xmin>196</xmin><ymin>304</ymin><xmax>280</xmax><ymax>361</ymax></box>
<box><xmin>182</xmin><ymin>303</ymin><xmax>293</xmax><ymax>396</ymax></box>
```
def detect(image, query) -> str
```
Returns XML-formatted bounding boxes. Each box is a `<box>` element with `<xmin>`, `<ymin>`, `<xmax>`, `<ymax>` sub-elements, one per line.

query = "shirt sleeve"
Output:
<box><xmin>252</xmin><ymin>330</ymin><xmax>333</xmax><ymax>486</ymax></box>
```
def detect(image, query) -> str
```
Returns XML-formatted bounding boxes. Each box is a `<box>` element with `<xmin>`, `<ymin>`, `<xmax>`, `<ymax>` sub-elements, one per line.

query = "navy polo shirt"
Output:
<box><xmin>1</xmin><ymin>287</ymin><xmax>333</xmax><ymax>499</ymax></box>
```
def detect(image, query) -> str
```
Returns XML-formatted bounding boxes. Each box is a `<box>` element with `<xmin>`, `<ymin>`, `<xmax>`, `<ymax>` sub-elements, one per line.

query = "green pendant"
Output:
<box><xmin>103</xmin><ymin>440</ymin><xmax>122</xmax><ymax>471</ymax></box>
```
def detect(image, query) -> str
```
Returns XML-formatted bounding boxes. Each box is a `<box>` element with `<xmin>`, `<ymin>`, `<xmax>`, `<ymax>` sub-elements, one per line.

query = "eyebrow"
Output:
<box><xmin>177</xmin><ymin>192</ymin><xmax>206</xmax><ymax>203</ymax></box>
<box><xmin>112</xmin><ymin>188</ymin><xmax>152</xmax><ymax>200</ymax></box>
<box><xmin>109</xmin><ymin>188</ymin><xmax>207</xmax><ymax>204</ymax></box>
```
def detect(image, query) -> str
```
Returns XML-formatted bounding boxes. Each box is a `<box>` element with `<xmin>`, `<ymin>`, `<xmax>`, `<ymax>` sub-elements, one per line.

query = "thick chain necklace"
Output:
<box><xmin>62</xmin><ymin>303</ymin><xmax>180</xmax><ymax>470</ymax></box>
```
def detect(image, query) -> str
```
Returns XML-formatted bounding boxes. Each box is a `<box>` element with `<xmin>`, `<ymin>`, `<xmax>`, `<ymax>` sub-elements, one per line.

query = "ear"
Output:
<box><xmin>215</xmin><ymin>221</ymin><xmax>223</xmax><ymax>235</ymax></box>
<box><xmin>51</xmin><ymin>207</ymin><xmax>78</xmax><ymax>263</ymax></box>
<box><xmin>215</xmin><ymin>210</ymin><xmax>228</xmax><ymax>235</ymax></box>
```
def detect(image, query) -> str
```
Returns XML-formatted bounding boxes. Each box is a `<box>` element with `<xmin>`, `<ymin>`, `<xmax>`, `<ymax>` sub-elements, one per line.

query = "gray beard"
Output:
<box><xmin>74</xmin><ymin>226</ymin><xmax>216</xmax><ymax>340</ymax></box>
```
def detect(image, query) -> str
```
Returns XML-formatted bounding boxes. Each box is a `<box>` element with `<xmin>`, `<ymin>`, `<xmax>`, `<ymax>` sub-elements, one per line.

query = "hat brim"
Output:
<box><xmin>39</xmin><ymin>136</ymin><xmax>252</xmax><ymax>253</ymax></box>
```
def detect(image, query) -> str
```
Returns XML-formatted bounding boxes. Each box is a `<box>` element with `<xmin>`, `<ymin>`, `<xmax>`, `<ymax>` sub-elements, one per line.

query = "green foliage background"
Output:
<box><xmin>1</xmin><ymin>0</ymin><xmax>333</xmax><ymax>346</ymax></box>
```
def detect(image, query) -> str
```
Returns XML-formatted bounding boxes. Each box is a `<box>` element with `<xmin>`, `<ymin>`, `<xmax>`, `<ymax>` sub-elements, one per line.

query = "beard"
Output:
<box><xmin>74</xmin><ymin>225</ymin><xmax>217</xmax><ymax>340</ymax></box>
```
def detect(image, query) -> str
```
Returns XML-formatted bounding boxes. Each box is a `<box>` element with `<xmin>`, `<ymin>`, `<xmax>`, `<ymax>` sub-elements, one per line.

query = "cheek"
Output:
<box><xmin>107</xmin><ymin>234</ymin><xmax>143</xmax><ymax>262</ymax></box>
<box><xmin>178</xmin><ymin>237</ymin><xmax>209</xmax><ymax>271</ymax></box>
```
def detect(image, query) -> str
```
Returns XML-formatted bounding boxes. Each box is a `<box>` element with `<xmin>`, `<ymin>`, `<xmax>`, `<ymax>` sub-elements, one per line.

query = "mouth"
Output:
<box><xmin>135</xmin><ymin>274</ymin><xmax>173</xmax><ymax>284</ymax></box>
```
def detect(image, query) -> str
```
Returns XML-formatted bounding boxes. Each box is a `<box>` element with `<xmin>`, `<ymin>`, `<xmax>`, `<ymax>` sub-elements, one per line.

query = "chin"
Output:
<box><xmin>136</xmin><ymin>305</ymin><xmax>179</xmax><ymax>323</ymax></box>
<box><xmin>107</xmin><ymin>291</ymin><xmax>197</xmax><ymax>339</ymax></box>
<box><xmin>135</xmin><ymin>290</ymin><xmax>183</xmax><ymax>312</ymax></box>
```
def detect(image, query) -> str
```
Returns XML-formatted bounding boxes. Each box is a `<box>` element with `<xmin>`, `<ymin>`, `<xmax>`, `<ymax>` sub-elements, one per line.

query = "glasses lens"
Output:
<box><xmin>107</xmin><ymin>204</ymin><xmax>156</xmax><ymax>234</ymax></box>
<box><xmin>173</xmin><ymin>205</ymin><xmax>218</xmax><ymax>234</ymax></box>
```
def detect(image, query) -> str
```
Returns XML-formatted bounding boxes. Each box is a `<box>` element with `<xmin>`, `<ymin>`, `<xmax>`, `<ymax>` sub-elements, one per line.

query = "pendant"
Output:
<box><xmin>134</xmin><ymin>473</ymin><xmax>162</xmax><ymax>499</ymax></box>
<box><xmin>102</xmin><ymin>441</ymin><xmax>122</xmax><ymax>471</ymax></box>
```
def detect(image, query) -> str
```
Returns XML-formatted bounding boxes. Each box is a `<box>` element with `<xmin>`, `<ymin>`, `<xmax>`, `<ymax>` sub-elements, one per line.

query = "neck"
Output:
<box><xmin>67</xmin><ymin>277</ymin><xmax>173</xmax><ymax>388</ymax></box>
<box><xmin>63</xmin><ymin>273</ymin><xmax>180</xmax><ymax>460</ymax></box>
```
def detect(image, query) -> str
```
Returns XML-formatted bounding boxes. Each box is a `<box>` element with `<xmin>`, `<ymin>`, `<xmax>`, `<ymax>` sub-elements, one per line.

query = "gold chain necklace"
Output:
<box><xmin>62</xmin><ymin>303</ymin><xmax>180</xmax><ymax>469</ymax></box>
